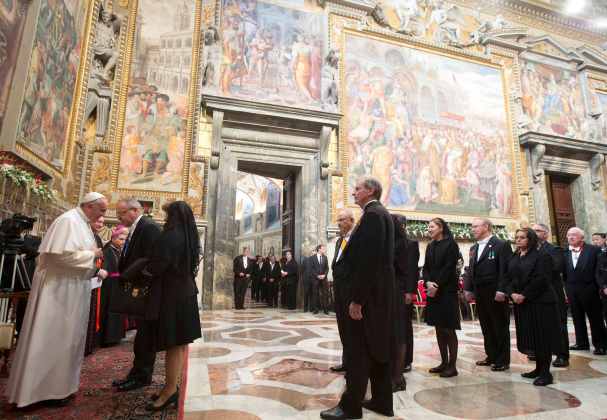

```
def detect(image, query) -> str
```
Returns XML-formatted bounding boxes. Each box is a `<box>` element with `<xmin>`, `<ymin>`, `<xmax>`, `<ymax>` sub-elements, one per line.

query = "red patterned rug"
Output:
<box><xmin>0</xmin><ymin>338</ymin><xmax>186</xmax><ymax>419</ymax></box>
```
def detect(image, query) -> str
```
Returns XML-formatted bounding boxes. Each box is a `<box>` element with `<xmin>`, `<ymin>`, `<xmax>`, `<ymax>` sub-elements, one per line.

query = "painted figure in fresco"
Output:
<box><xmin>428</xmin><ymin>1</ymin><xmax>463</xmax><ymax>46</ymax></box>
<box><xmin>291</xmin><ymin>33</ymin><xmax>315</xmax><ymax>102</ymax></box>
<box><xmin>92</xmin><ymin>6</ymin><xmax>120</xmax><ymax>82</ymax></box>
<box><xmin>220</xmin><ymin>17</ymin><xmax>245</xmax><ymax>94</ymax></box>
<box><xmin>248</xmin><ymin>28</ymin><xmax>273</xmax><ymax>87</ymax></box>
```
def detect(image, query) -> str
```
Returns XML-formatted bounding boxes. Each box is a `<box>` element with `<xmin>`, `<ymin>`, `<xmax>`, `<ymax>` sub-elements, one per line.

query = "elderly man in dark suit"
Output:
<box><xmin>563</xmin><ymin>227</ymin><xmax>607</xmax><ymax>355</ymax></box>
<box><xmin>532</xmin><ymin>223</ymin><xmax>569</xmax><ymax>367</ymax></box>
<box><xmin>112</xmin><ymin>198</ymin><xmax>161</xmax><ymax>392</ymax></box>
<box><xmin>464</xmin><ymin>218</ymin><xmax>513</xmax><ymax>372</ymax></box>
<box><xmin>233</xmin><ymin>247</ymin><xmax>254</xmax><ymax>310</ymax></box>
<box><xmin>330</xmin><ymin>209</ymin><xmax>356</xmax><ymax>374</ymax></box>
<box><xmin>321</xmin><ymin>177</ymin><xmax>395</xmax><ymax>420</ymax></box>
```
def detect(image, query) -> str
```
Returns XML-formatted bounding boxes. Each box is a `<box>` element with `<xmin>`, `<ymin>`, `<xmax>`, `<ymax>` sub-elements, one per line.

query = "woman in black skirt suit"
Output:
<box><xmin>423</xmin><ymin>217</ymin><xmax>461</xmax><ymax>377</ymax></box>
<box><xmin>145</xmin><ymin>201</ymin><xmax>202</xmax><ymax>410</ymax></box>
<box><xmin>505</xmin><ymin>228</ymin><xmax>560</xmax><ymax>386</ymax></box>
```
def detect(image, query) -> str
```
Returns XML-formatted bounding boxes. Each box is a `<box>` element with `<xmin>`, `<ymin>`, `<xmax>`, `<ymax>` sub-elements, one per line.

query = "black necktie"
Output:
<box><xmin>122</xmin><ymin>236</ymin><xmax>130</xmax><ymax>257</ymax></box>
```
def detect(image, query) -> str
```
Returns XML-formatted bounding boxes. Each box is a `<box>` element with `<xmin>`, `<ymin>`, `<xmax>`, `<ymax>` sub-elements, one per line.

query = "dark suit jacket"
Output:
<box><xmin>252</xmin><ymin>261</ymin><xmax>266</xmax><ymax>281</ymax></box>
<box><xmin>345</xmin><ymin>200</ymin><xmax>395</xmax><ymax>363</ymax></box>
<box><xmin>395</xmin><ymin>239</ymin><xmax>420</xmax><ymax>294</ymax></box>
<box><xmin>504</xmin><ymin>248</ymin><xmax>556</xmax><ymax>303</ymax></box>
<box><xmin>282</xmin><ymin>259</ymin><xmax>298</xmax><ymax>284</ymax></box>
<box><xmin>119</xmin><ymin>216</ymin><xmax>162</xmax><ymax>284</ymax></box>
<box><xmin>598</xmin><ymin>248</ymin><xmax>607</xmax><ymax>296</ymax></box>
<box><xmin>264</xmin><ymin>261</ymin><xmax>282</xmax><ymax>283</ymax></box>
<box><xmin>463</xmin><ymin>235</ymin><xmax>513</xmax><ymax>292</ymax></box>
<box><xmin>309</xmin><ymin>253</ymin><xmax>329</xmax><ymax>283</ymax></box>
<box><xmin>563</xmin><ymin>243</ymin><xmax>600</xmax><ymax>289</ymax></box>
<box><xmin>539</xmin><ymin>241</ymin><xmax>566</xmax><ymax>304</ymax></box>
<box><xmin>233</xmin><ymin>255</ymin><xmax>254</xmax><ymax>280</ymax></box>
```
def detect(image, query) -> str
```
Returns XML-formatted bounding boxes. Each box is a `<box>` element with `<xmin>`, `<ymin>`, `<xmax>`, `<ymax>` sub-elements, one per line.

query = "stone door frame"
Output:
<box><xmin>201</xmin><ymin>95</ymin><xmax>340</xmax><ymax>309</ymax></box>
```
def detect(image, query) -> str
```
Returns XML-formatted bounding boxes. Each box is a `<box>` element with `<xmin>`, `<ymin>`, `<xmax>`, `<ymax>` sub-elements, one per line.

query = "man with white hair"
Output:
<box><xmin>6</xmin><ymin>192</ymin><xmax>108</xmax><ymax>407</ymax></box>
<box><xmin>563</xmin><ymin>227</ymin><xmax>607</xmax><ymax>355</ymax></box>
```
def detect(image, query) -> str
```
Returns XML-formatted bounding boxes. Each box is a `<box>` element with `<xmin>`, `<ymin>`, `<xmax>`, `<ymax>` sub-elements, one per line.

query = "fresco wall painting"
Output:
<box><xmin>203</xmin><ymin>0</ymin><xmax>325</xmax><ymax>109</ymax></box>
<box><xmin>117</xmin><ymin>0</ymin><xmax>199</xmax><ymax>193</ymax></box>
<box><xmin>520</xmin><ymin>58</ymin><xmax>585</xmax><ymax>139</ymax></box>
<box><xmin>343</xmin><ymin>31</ymin><xmax>515</xmax><ymax>219</ymax></box>
<box><xmin>16</xmin><ymin>0</ymin><xmax>92</xmax><ymax>170</ymax></box>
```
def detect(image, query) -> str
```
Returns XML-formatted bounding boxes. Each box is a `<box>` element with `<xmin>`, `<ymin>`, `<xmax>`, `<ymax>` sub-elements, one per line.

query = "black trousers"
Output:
<box><xmin>233</xmin><ymin>277</ymin><xmax>248</xmax><ymax>309</ymax></box>
<box><xmin>334</xmin><ymin>282</ymin><xmax>349</xmax><ymax>368</ymax></box>
<box><xmin>313</xmin><ymin>280</ymin><xmax>329</xmax><ymax>312</ymax></box>
<box><xmin>267</xmin><ymin>281</ymin><xmax>279</xmax><ymax>307</ymax></box>
<box><xmin>474</xmin><ymin>283</ymin><xmax>511</xmax><ymax>366</ymax></box>
<box><xmin>556</xmin><ymin>298</ymin><xmax>570</xmax><ymax>359</ymax></box>
<box><xmin>339</xmin><ymin>319</ymin><xmax>392</xmax><ymax>417</ymax></box>
<box><xmin>286</xmin><ymin>280</ymin><xmax>298</xmax><ymax>309</ymax></box>
<box><xmin>567</xmin><ymin>283</ymin><xmax>607</xmax><ymax>349</ymax></box>
<box><xmin>251</xmin><ymin>278</ymin><xmax>260</xmax><ymax>301</ymax></box>
<box><xmin>128</xmin><ymin>320</ymin><xmax>157</xmax><ymax>382</ymax></box>
<box><xmin>404</xmin><ymin>303</ymin><xmax>414</xmax><ymax>367</ymax></box>
<box><xmin>536</xmin><ymin>347</ymin><xmax>552</xmax><ymax>379</ymax></box>
<box><xmin>303</xmin><ymin>281</ymin><xmax>314</xmax><ymax>311</ymax></box>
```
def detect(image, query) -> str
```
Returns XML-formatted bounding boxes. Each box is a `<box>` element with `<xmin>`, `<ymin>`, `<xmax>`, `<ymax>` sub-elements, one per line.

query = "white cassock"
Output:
<box><xmin>6</xmin><ymin>207</ymin><xmax>97</xmax><ymax>407</ymax></box>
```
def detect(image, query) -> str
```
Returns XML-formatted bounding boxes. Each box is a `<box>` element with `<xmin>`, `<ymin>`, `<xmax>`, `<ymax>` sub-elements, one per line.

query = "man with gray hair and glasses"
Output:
<box><xmin>532</xmin><ymin>223</ymin><xmax>569</xmax><ymax>367</ymax></box>
<box><xmin>563</xmin><ymin>227</ymin><xmax>607</xmax><ymax>355</ymax></box>
<box><xmin>111</xmin><ymin>197</ymin><xmax>162</xmax><ymax>391</ymax></box>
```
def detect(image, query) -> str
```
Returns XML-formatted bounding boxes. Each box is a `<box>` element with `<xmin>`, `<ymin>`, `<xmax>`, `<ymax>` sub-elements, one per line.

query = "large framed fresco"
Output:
<box><xmin>16</xmin><ymin>0</ymin><xmax>94</xmax><ymax>170</ymax></box>
<box><xmin>0</xmin><ymin>0</ymin><xmax>29</xmax><ymax>132</ymax></box>
<box><xmin>343</xmin><ymin>31</ymin><xmax>515</xmax><ymax>219</ymax></box>
<box><xmin>116</xmin><ymin>0</ymin><xmax>200</xmax><ymax>193</ymax></box>
<box><xmin>202</xmin><ymin>0</ymin><xmax>325</xmax><ymax>109</ymax></box>
<box><xmin>520</xmin><ymin>58</ymin><xmax>585</xmax><ymax>139</ymax></box>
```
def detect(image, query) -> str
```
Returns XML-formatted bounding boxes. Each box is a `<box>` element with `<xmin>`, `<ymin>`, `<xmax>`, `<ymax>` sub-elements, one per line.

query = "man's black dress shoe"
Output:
<box><xmin>593</xmin><ymin>348</ymin><xmax>606</xmax><ymax>355</ymax></box>
<box><xmin>527</xmin><ymin>355</ymin><xmax>536</xmax><ymax>361</ymax></box>
<box><xmin>569</xmin><ymin>344</ymin><xmax>590</xmax><ymax>351</ymax></box>
<box><xmin>112</xmin><ymin>378</ymin><xmax>130</xmax><ymax>387</ymax></box>
<box><xmin>491</xmin><ymin>365</ymin><xmax>509</xmax><ymax>372</ymax></box>
<box><xmin>392</xmin><ymin>376</ymin><xmax>407</xmax><ymax>392</ymax></box>
<box><xmin>403</xmin><ymin>364</ymin><xmax>412</xmax><ymax>373</ymax></box>
<box><xmin>429</xmin><ymin>363</ymin><xmax>447</xmax><ymax>373</ymax></box>
<box><xmin>320</xmin><ymin>405</ymin><xmax>361</xmax><ymax>419</ymax></box>
<box><xmin>313</xmin><ymin>310</ymin><xmax>319</xmax><ymax>314</ymax></box>
<box><xmin>533</xmin><ymin>376</ymin><xmax>553</xmax><ymax>386</ymax></box>
<box><xmin>324</xmin><ymin>310</ymin><xmax>329</xmax><ymax>315</ymax></box>
<box><xmin>361</xmin><ymin>399</ymin><xmax>394</xmax><ymax>417</ymax></box>
<box><xmin>476</xmin><ymin>359</ymin><xmax>493</xmax><ymax>366</ymax></box>
<box><xmin>330</xmin><ymin>364</ymin><xmax>346</xmax><ymax>373</ymax></box>
<box><xmin>552</xmin><ymin>357</ymin><xmax>569</xmax><ymax>367</ymax></box>
<box><xmin>117</xmin><ymin>378</ymin><xmax>151</xmax><ymax>392</ymax></box>
<box><xmin>521</xmin><ymin>370</ymin><xmax>539</xmax><ymax>378</ymax></box>
<box><xmin>439</xmin><ymin>367</ymin><xmax>458</xmax><ymax>378</ymax></box>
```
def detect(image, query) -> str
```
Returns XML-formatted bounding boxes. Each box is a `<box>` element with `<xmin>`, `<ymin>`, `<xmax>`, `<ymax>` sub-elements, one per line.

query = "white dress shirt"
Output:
<box><xmin>336</xmin><ymin>229</ymin><xmax>354</xmax><ymax>261</ymax></box>
<box><xmin>570</xmin><ymin>246</ymin><xmax>582</xmax><ymax>268</ymax></box>
<box><xmin>476</xmin><ymin>236</ymin><xmax>491</xmax><ymax>261</ymax></box>
<box><xmin>243</xmin><ymin>255</ymin><xmax>248</xmax><ymax>269</ymax></box>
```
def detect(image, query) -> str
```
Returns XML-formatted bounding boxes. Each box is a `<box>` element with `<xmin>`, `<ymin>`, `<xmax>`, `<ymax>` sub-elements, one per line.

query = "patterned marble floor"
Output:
<box><xmin>183</xmin><ymin>304</ymin><xmax>607</xmax><ymax>420</ymax></box>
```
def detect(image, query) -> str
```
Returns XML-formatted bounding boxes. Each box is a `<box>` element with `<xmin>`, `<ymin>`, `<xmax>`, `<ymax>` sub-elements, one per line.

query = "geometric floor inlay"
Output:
<box><xmin>185</xmin><ymin>295</ymin><xmax>607</xmax><ymax>420</ymax></box>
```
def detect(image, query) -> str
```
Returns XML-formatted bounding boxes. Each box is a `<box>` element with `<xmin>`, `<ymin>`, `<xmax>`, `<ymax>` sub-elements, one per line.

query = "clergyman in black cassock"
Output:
<box><xmin>321</xmin><ymin>177</ymin><xmax>394</xmax><ymax>420</ymax></box>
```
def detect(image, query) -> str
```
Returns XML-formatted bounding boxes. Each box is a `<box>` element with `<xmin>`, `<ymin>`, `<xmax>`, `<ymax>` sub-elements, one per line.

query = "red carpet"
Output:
<box><xmin>0</xmin><ymin>338</ymin><xmax>186</xmax><ymax>419</ymax></box>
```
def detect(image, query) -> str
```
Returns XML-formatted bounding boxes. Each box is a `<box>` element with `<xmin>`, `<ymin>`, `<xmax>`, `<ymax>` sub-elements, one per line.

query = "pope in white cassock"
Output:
<box><xmin>6</xmin><ymin>192</ymin><xmax>109</xmax><ymax>408</ymax></box>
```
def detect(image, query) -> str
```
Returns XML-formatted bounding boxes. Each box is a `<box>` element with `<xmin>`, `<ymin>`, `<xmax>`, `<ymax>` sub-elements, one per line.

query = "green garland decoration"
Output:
<box><xmin>0</xmin><ymin>164</ymin><xmax>54</xmax><ymax>201</ymax></box>
<box><xmin>405</xmin><ymin>219</ymin><xmax>510</xmax><ymax>241</ymax></box>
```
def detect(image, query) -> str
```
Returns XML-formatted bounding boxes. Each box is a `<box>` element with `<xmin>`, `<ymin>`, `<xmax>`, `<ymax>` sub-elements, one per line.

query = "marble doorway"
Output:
<box><xmin>201</xmin><ymin>96</ymin><xmax>340</xmax><ymax>310</ymax></box>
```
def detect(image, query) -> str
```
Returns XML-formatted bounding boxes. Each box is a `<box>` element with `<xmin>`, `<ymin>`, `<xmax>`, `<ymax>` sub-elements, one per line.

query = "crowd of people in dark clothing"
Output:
<box><xmin>232</xmin><ymin>177</ymin><xmax>607</xmax><ymax>420</ymax></box>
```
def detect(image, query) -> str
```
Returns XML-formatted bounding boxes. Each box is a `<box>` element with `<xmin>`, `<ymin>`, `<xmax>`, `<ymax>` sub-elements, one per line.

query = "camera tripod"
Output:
<box><xmin>0</xmin><ymin>250</ymin><xmax>32</xmax><ymax>291</ymax></box>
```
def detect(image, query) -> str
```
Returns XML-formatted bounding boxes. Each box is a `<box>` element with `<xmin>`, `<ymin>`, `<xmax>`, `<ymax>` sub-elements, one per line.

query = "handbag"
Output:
<box><xmin>108</xmin><ymin>258</ymin><xmax>152</xmax><ymax>317</ymax></box>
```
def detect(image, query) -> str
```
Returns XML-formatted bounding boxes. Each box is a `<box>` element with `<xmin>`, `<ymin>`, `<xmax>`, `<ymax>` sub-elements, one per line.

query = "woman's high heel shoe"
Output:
<box><xmin>145</xmin><ymin>390</ymin><xmax>179</xmax><ymax>411</ymax></box>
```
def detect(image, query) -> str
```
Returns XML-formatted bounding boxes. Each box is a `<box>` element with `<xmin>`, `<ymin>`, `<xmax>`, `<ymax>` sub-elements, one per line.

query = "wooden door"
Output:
<box><xmin>549</xmin><ymin>176</ymin><xmax>576</xmax><ymax>246</ymax></box>
<box><xmin>281</xmin><ymin>173</ymin><xmax>295</xmax><ymax>255</ymax></box>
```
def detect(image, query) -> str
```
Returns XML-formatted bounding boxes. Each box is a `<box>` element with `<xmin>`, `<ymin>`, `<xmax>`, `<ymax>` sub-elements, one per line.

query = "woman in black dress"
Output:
<box><xmin>423</xmin><ymin>217</ymin><xmax>461</xmax><ymax>377</ymax></box>
<box><xmin>98</xmin><ymin>225</ymin><xmax>128</xmax><ymax>347</ymax></box>
<box><xmin>505</xmin><ymin>228</ymin><xmax>560</xmax><ymax>386</ymax></box>
<box><xmin>145</xmin><ymin>201</ymin><xmax>202</xmax><ymax>411</ymax></box>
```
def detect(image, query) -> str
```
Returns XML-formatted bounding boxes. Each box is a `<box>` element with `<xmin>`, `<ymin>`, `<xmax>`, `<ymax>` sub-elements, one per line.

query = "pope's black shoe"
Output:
<box><xmin>552</xmin><ymin>357</ymin><xmax>569</xmax><ymax>368</ymax></box>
